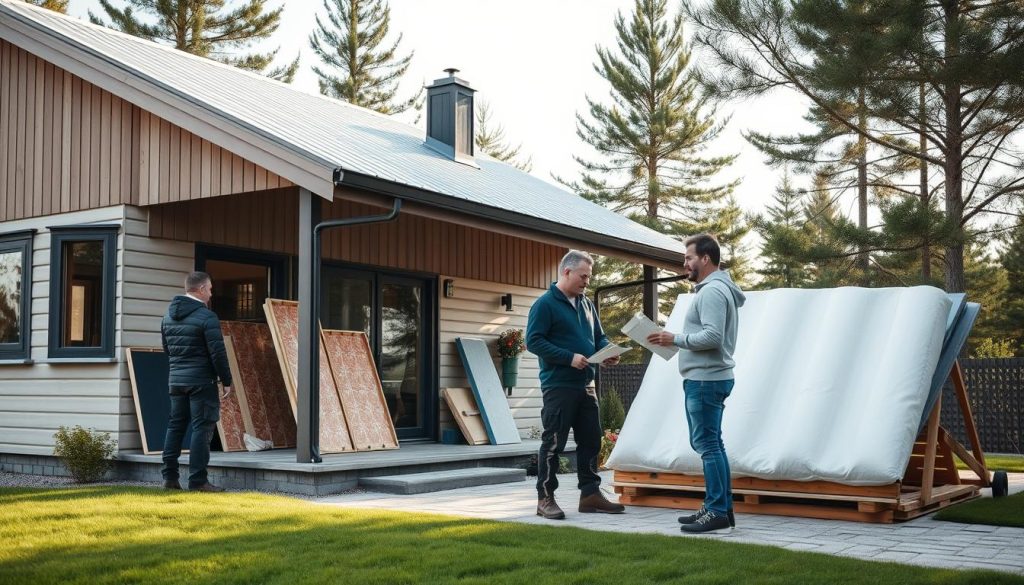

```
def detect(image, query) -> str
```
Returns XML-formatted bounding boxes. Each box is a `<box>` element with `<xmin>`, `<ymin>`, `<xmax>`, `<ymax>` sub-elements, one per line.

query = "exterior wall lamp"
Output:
<box><xmin>500</xmin><ymin>293</ymin><xmax>514</xmax><ymax>312</ymax></box>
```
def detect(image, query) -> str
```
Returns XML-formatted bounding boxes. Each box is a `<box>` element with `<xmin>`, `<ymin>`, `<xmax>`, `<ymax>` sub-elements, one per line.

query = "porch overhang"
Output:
<box><xmin>334</xmin><ymin>170</ymin><xmax>685</xmax><ymax>271</ymax></box>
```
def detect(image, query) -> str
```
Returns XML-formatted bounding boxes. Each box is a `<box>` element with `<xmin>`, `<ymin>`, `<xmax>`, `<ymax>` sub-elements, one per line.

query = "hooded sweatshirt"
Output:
<box><xmin>673</xmin><ymin>270</ymin><xmax>746</xmax><ymax>381</ymax></box>
<box><xmin>160</xmin><ymin>295</ymin><xmax>232</xmax><ymax>388</ymax></box>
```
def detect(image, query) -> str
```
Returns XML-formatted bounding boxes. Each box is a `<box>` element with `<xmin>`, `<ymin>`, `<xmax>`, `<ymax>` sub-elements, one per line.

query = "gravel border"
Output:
<box><xmin>0</xmin><ymin>471</ymin><xmax>154</xmax><ymax>489</ymax></box>
<box><xmin>0</xmin><ymin>470</ymin><xmax>368</xmax><ymax>499</ymax></box>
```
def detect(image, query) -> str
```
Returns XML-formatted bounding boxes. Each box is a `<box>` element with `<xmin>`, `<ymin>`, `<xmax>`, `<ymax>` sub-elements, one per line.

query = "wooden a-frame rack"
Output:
<box><xmin>612</xmin><ymin>362</ymin><xmax>995</xmax><ymax>523</ymax></box>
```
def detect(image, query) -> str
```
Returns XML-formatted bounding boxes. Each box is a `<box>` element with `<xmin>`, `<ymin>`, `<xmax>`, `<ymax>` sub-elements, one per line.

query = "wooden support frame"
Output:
<box><xmin>612</xmin><ymin>359</ymin><xmax>991</xmax><ymax>523</ymax></box>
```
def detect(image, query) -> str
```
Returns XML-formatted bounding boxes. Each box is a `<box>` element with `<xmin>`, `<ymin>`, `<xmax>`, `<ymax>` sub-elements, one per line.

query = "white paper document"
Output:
<box><xmin>622</xmin><ymin>312</ymin><xmax>679</xmax><ymax>361</ymax></box>
<box><xmin>587</xmin><ymin>343</ymin><xmax>631</xmax><ymax>364</ymax></box>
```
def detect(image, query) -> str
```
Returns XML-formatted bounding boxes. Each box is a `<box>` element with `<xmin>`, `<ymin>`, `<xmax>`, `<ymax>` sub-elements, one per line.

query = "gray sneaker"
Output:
<box><xmin>680</xmin><ymin>510</ymin><xmax>731</xmax><ymax>534</ymax></box>
<box><xmin>677</xmin><ymin>506</ymin><xmax>706</xmax><ymax>524</ymax></box>
<box><xmin>679</xmin><ymin>507</ymin><xmax>735</xmax><ymax>528</ymax></box>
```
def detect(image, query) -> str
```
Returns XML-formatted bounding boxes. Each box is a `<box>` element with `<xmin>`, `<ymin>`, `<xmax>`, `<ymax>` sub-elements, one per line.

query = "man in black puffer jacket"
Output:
<box><xmin>160</xmin><ymin>271</ymin><xmax>233</xmax><ymax>492</ymax></box>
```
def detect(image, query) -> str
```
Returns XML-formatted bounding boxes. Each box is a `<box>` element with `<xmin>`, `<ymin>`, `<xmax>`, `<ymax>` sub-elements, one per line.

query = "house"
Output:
<box><xmin>0</xmin><ymin>0</ymin><xmax>683</xmax><ymax>487</ymax></box>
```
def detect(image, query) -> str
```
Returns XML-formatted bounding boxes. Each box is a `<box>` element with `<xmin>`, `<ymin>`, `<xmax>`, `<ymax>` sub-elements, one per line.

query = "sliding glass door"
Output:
<box><xmin>321</xmin><ymin>267</ymin><xmax>435</xmax><ymax>441</ymax></box>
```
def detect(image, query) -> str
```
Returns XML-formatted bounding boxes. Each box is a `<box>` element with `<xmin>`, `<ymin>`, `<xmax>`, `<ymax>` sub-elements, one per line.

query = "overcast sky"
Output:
<box><xmin>68</xmin><ymin>0</ymin><xmax>820</xmax><ymax>221</ymax></box>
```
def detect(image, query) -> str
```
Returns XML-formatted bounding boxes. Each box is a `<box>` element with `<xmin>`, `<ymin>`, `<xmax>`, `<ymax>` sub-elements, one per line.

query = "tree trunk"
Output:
<box><xmin>919</xmin><ymin>81</ymin><xmax>931</xmax><ymax>281</ymax></box>
<box><xmin>857</xmin><ymin>87</ymin><xmax>869</xmax><ymax>284</ymax></box>
<box><xmin>943</xmin><ymin>2</ymin><xmax>966</xmax><ymax>293</ymax></box>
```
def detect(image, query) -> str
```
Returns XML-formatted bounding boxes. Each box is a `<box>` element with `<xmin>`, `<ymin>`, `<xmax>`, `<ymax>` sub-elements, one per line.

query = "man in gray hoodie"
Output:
<box><xmin>648</xmin><ymin>234</ymin><xmax>746</xmax><ymax>533</ymax></box>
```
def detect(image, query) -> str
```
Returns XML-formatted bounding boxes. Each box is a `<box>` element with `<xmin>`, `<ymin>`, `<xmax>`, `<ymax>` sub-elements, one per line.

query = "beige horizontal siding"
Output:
<box><xmin>116</xmin><ymin>207</ymin><xmax>193</xmax><ymax>451</ymax></box>
<box><xmin>0</xmin><ymin>207</ymin><xmax>126</xmax><ymax>455</ymax></box>
<box><xmin>439</xmin><ymin>277</ymin><xmax>547</xmax><ymax>439</ymax></box>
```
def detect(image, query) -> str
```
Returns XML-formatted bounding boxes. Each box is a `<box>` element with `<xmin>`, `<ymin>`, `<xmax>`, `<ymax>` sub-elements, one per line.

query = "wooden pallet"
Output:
<box><xmin>612</xmin><ymin>362</ymin><xmax>990</xmax><ymax>523</ymax></box>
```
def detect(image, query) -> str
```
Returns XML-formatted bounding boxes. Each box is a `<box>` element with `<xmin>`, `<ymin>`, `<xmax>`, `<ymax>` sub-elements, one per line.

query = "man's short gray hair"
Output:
<box><xmin>559</xmin><ymin>250</ymin><xmax>594</xmax><ymax>273</ymax></box>
<box><xmin>185</xmin><ymin>271</ymin><xmax>211</xmax><ymax>292</ymax></box>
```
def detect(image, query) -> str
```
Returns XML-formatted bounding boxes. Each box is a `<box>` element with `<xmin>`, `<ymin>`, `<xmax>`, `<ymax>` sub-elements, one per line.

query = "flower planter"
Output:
<box><xmin>501</xmin><ymin>356</ymin><xmax>520</xmax><ymax>393</ymax></box>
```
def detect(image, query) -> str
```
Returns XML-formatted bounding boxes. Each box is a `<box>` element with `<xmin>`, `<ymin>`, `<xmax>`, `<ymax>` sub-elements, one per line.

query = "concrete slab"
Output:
<box><xmin>359</xmin><ymin>467</ymin><xmax>526</xmax><ymax>494</ymax></box>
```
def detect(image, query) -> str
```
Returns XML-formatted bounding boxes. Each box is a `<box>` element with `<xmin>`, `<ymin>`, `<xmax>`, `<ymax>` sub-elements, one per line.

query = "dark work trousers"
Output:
<box><xmin>162</xmin><ymin>383</ymin><xmax>220</xmax><ymax>488</ymax></box>
<box><xmin>536</xmin><ymin>386</ymin><xmax>602</xmax><ymax>499</ymax></box>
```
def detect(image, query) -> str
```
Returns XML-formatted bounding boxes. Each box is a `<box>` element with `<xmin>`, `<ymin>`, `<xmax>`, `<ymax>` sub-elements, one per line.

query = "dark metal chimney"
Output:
<box><xmin>425</xmin><ymin>68</ymin><xmax>476</xmax><ymax>166</ymax></box>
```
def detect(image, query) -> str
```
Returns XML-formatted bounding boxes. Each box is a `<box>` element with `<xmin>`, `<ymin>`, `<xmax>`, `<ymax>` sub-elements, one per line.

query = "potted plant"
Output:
<box><xmin>497</xmin><ymin>328</ymin><xmax>526</xmax><ymax>395</ymax></box>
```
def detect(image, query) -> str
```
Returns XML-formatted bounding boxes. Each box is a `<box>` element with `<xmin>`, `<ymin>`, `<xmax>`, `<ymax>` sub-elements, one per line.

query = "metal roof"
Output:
<box><xmin>0</xmin><ymin>0</ymin><xmax>685</xmax><ymax>263</ymax></box>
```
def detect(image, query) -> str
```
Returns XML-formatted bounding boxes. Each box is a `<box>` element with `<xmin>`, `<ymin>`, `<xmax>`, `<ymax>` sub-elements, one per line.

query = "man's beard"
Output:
<box><xmin>686</xmin><ymin>269</ymin><xmax>698</xmax><ymax>282</ymax></box>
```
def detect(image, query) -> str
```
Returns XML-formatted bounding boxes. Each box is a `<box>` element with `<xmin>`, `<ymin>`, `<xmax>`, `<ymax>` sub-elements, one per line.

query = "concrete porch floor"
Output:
<box><xmin>114</xmin><ymin>440</ymin><xmax>548</xmax><ymax>496</ymax></box>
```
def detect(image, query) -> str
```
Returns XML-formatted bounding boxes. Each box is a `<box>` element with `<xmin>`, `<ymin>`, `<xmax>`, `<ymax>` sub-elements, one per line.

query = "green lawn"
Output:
<box><xmin>955</xmin><ymin>454</ymin><xmax>1024</xmax><ymax>473</ymax></box>
<box><xmin>2</xmin><ymin>487</ymin><xmax>1022</xmax><ymax>585</ymax></box>
<box><xmin>934</xmin><ymin>492</ymin><xmax>1024</xmax><ymax>528</ymax></box>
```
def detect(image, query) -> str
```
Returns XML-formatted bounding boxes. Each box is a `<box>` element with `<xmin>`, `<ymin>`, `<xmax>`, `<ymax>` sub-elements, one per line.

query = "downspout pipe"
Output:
<box><xmin>301</xmin><ymin>171</ymin><xmax>401</xmax><ymax>463</ymax></box>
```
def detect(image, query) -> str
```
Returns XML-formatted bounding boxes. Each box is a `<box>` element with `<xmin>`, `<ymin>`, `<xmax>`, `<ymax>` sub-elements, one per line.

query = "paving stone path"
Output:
<box><xmin>317</xmin><ymin>471</ymin><xmax>1024</xmax><ymax>575</ymax></box>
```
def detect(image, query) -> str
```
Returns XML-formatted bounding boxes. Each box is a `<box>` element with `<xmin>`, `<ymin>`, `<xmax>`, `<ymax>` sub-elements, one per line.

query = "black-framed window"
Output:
<box><xmin>195</xmin><ymin>244</ymin><xmax>289</xmax><ymax>322</ymax></box>
<box><xmin>48</xmin><ymin>226</ymin><xmax>118</xmax><ymax>359</ymax></box>
<box><xmin>0</xmin><ymin>230</ymin><xmax>34</xmax><ymax>360</ymax></box>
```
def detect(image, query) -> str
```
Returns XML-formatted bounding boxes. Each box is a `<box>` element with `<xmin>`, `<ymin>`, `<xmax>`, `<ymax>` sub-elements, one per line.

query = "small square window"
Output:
<box><xmin>48</xmin><ymin>226</ymin><xmax>118</xmax><ymax>359</ymax></box>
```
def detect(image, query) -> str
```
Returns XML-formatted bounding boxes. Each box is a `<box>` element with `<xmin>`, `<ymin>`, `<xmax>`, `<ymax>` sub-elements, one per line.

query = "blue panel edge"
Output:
<box><xmin>456</xmin><ymin>337</ymin><xmax>498</xmax><ymax>444</ymax></box>
<box><xmin>918</xmin><ymin>300</ymin><xmax>980</xmax><ymax>432</ymax></box>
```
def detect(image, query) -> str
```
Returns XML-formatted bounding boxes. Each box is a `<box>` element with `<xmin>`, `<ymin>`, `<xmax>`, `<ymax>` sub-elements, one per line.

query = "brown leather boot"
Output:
<box><xmin>536</xmin><ymin>496</ymin><xmax>565</xmax><ymax>520</ymax></box>
<box><xmin>579</xmin><ymin>491</ymin><xmax>625</xmax><ymax>514</ymax></box>
<box><xmin>162</xmin><ymin>479</ymin><xmax>182</xmax><ymax>490</ymax></box>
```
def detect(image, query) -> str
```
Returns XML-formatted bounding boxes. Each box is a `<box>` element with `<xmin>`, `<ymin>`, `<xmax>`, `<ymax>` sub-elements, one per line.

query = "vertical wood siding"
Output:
<box><xmin>147</xmin><ymin>193</ymin><xmax>566</xmax><ymax>290</ymax></box>
<box><xmin>0</xmin><ymin>40</ymin><xmax>292</xmax><ymax>222</ymax></box>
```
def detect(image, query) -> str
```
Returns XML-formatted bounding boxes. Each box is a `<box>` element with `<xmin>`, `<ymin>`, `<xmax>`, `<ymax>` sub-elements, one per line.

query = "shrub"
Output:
<box><xmin>599</xmin><ymin>429</ymin><xmax>619</xmax><ymax>469</ymax></box>
<box><xmin>599</xmin><ymin>389</ymin><xmax>626</xmax><ymax>432</ymax></box>
<box><xmin>525</xmin><ymin>455</ymin><xmax>572</xmax><ymax>476</ymax></box>
<box><xmin>53</xmin><ymin>425</ymin><xmax>116</xmax><ymax>483</ymax></box>
<box><xmin>972</xmin><ymin>337</ymin><xmax>1016</xmax><ymax>358</ymax></box>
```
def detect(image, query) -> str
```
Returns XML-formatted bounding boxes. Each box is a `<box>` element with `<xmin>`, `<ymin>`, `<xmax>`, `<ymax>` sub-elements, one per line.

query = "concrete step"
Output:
<box><xmin>359</xmin><ymin>466</ymin><xmax>526</xmax><ymax>495</ymax></box>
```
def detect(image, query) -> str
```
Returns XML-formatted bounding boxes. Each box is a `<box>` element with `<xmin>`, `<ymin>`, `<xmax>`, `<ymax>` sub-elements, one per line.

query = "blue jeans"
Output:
<box><xmin>162</xmin><ymin>384</ymin><xmax>220</xmax><ymax>488</ymax></box>
<box><xmin>683</xmin><ymin>379</ymin><xmax>734</xmax><ymax>515</ymax></box>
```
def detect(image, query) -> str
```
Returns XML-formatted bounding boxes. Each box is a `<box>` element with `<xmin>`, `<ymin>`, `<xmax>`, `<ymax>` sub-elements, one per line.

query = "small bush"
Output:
<box><xmin>53</xmin><ymin>425</ymin><xmax>116</xmax><ymax>483</ymax></box>
<box><xmin>525</xmin><ymin>455</ymin><xmax>572</xmax><ymax>476</ymax></box>
<box><xmin>599</xmin><ymin>430</ymin><xmax>619</xmax><ymax>469</ymax></box>
<box><xmin>599</xmin><ymin>389</ymin><xmax>626</xmax><ymax>432</ymax></box>
<box><xmin>559</xmin><ymin>456</ymin><xmax>571</xmax><ymax>474</ymax></box>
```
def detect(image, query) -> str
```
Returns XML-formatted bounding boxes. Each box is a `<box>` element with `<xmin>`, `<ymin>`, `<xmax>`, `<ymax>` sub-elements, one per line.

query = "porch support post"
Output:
<box><xmin>297</xmin><ymin>188</ymin><xmax>322</xmax><ymax>463</ymax></box>
<box><xmin>642</xmin><ymin>264</ymin><xmax>658</xmax><ymax>320</ymax></box>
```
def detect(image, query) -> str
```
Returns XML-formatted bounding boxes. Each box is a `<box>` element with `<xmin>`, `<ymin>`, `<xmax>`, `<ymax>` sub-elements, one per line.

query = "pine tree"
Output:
<box><xmin>564</xmin><ymin>0</ymin><xmax>743</xmax><ymax>338</ymax></box>
<box><xmin>1000</xmin><ymin>219</ymin><xmax>1024</xmax><ymax>355</ymax></box>
<box><xmin>475</xmin><ymin>102</ymin><xmax>532</xmax><ymax>171</ymax></box>
<box><xmin>801</xmin><ymin>177</ymin><xmax>854</xmax><ymax>287</ymax></box>
<box><xmin>309</xmin><ymin>0</ymin><xmax>421</xmax><ymax>115</ymax></box>
<box><xmin>23</xmin><ymin>0</ymin><xmax>67</xmax><ymax>12</ymax></box>
<box><xmin>963</xmin><ymin>242</ymin><xmax>1010</xmax><ymax>355</ymax></box>
<box><xmin>688</xmin><ymin>0</ymin><xmax>1024</xmax><ymax>293</ymax></box>
<box><xmin>754</xmin><ymin>169</ymin><xmax>812</xmax><ymax>288</ymax></box>
<box><xmin>89</xmin><ymin>0</ymin><xmax>299</xmax><ymax>82</ymax></box>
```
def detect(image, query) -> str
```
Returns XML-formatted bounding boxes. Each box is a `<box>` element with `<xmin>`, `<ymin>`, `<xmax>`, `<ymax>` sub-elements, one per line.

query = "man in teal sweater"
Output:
<box><xmin>649</xmin><ymin>234</ymin><xmax>746</xmax><ymax>533</ymax></box>
<box><xmin>527</xmin><ymin>250</ymin><xmax>625</xmax><ymax>519</ymax></box>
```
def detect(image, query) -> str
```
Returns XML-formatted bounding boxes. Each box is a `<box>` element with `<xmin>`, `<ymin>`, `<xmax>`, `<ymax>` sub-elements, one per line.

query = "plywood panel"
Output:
<box><xmin>216</xmin><ymin>336</ymin><xmax>249</xmax><ymax>452</ymax></box>
<box><xmin>263</xmin><ymin>299</ymin><xmax>353</xmax><ymax>453</ymax></box>
<box><xmin>442</xmin><ymin>387</ymin><xmax>488</xmax><ymax>445</ymax></box>
<box><xmin>221</xmin><ymin>321</ymin><xmax>295</xmax><ymax>448</ymax></box>
<box><xmin>322</xmin><ymin>330</ymin><xmax>398</xmax><ymax>451</ymax></box>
